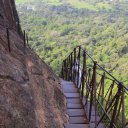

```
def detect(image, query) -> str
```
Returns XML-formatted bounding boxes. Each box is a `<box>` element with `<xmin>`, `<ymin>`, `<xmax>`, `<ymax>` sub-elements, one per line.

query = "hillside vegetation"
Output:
<box><xmin>16</xmin><ymin>0</ymin><xmax>128</xmax><ymax>86</ymax></box>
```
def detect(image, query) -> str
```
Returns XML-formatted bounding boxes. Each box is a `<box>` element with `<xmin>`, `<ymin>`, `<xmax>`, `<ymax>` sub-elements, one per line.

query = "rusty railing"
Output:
<box><xmin>61</xmin><ymin>46</ymin><xmax>128</xmax><ymax>128</ymax></box>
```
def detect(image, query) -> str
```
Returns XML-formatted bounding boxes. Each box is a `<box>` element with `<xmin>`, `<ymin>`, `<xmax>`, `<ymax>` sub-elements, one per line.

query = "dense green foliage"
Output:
<box><xmin>16</xmin><ymin>0</ymin><xmax>128</xmax><ymax>87</ymax></box>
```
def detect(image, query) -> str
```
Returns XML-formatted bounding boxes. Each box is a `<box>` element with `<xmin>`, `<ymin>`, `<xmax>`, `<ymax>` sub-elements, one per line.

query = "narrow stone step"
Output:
<box><xmin>61</xmin><ymin>79</ymin><xmax>106</xmax><ymax>128</ymax></box>
<box><xmin>61</xmin><ymin>80</ymin><xmax>72</xmax><ymax>83</ymax></box>
<box><xmin>62</xmin><ymin>86</ymin><xmax>77</xmax><ymax>91</ymax></box>
<box><xmin>63</xmin><ymin>88</ymin><xmax>79</xmax><ymax>93</ymax></box>
<box><xmin>61</xmin><ymin>81</ymin><xmax>74</xmax><ymax>86</ymax></box>
<box><xmin>65</xmin><ymin>93</ymin><xmax>80</xmax><ymax>98</ymax></box>
<box><xmin>62</xmin><ymin>83</ymin><xmax>76</xmax><ymax>86</ymax></box>
<box><xmin>67</xmin><ymin>109</ymin><xmax>85</xmax><ymax>116</ymax></box>
<box><xmin>61</xmin><ymin>79</ymin><xmax>89</xmax><ymax>128</ymax></box>
<box><xmin>69</xmin><ymin>117</ymin><xmax>89</xmax><ymax>124</ymax></box>
<box><xmin>64</xmin><ymin>124</ymin><xmax>89</xmax><ymax>128</ymax></box>
<box><xmin>67</xmin><ymin>98</ymin><xmax>82</xmax><ymax>104</ymax></box>
<box><xmin>67</xmin><ymin>103</ymin><xmax>83</xmax><ymax>109</ymax></box>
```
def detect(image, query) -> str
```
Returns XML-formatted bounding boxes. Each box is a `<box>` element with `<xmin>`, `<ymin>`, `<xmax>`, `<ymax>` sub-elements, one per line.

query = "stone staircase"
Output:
<box><xmin>61</xmin><ymin>80</ymin><xmax>89</xmax><ymax>128</ymax></box>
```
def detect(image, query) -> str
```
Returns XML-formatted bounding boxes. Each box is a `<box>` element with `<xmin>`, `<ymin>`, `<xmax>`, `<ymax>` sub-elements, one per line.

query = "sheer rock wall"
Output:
<box><xmin>0</xmin><ymin>0</ymin><xmax>67</xmax><ymax>127</ymax></box>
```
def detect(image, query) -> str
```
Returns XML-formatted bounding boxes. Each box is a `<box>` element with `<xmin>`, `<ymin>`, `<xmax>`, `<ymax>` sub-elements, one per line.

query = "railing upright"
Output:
<box><xmin>24</xmin><ymin>30</ymin><xmax>26</xmax><ymax>47</ymax></box>
<box><xmin>67</xmin><ymin>57</ymin><xmax>69</xmax><ymax>80</ymax></box>
<box><xmin>65</xmin><ymin>59</ymin><xmax>68</xmax><ymax>80</ymax></box>
<box><xmin>70</xmin><ymin>53</ymin><xmax>73</xmax><ymax>81</ymax></box>
<box><xmin>61</xmin><ymin>46</ymin><xmax>128</xmax><ymax>128</ymax></box>
<box><xmin>64</xmin><ymin>60</ymin><xmax>66</xmax><ymax>80</ymax></box>
<box><xmin>68</xmin><ymin>55</ymin><xmax>71</xmax><ymax>80</ymax></box>
<box><xmin>77</xmin><ymin>46</ymin><xmax>81</xmax><ymax>86</ymax></box>
<box><xmin>61</xmin><ymin>61</ymin><xmax>64</xmax><ymax>78</ymax></box>
<box><xmin>89</xmin><ymin>61</ymin><xmax>97</xmax><ymax>121</ymax></box>
<box><xmin>94</xmin><ymin>62</ymin><xmax>97</xmax><ymax>127</ymax></box>
<box><xmin>81</xmin><ymin>51</ymin><xmax>86</xmax><ymax>97</ymax></box>
<box><xmin>110</xmin><ymin>85</ymin><xmax>122</xmax><ymax>128</ymax></box>
<box><xmin>101</xmin><ymin>73</ymin><xmax>105</xmax><ymax>108</ymax></box>
<box><xmin>73</xmin><ymin>48</ymin><xmax>76</xmax><ymax>83</ymax></box>
<box><xmin>122</xmin><ymin>87</ymin><xmax>125</xmax><ymax>128</ymax></box>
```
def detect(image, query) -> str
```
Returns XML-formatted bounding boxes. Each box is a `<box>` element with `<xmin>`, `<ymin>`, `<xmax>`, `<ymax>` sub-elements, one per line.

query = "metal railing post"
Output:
<box><xmin>60</xmin><ymin>46</ymin><xmax>128</xmax><ymax>128</ymax></box>
<box><xmin>70</xmin><ymin>53</ymin><xmax>73</xmax><ymax>81</ymax></box>
<box><xmin>101</xmin><ymin>73</ymin><xmax>105</xmax><ymax>115</ymax></box>
<box><xmin>67</xmin><ymin>56</ymin><xmax>70</xmax><ymax>80</ymax></box>
<box><xmin>109</xmin><ymin>86</ymin><xmax>122</xmax><ymax>128</ymax></box>
<box><xmin>121</xmin><ymin>85</ymin><xmax>125</xmax><ymax>128</ymax></box>
<box><xmin>66</xmin><ymin>59</ymin><xmax>68</xmax><ymax>80</ymax></box>
<box><xmin>24</xmin><ymin>30</ymin><xmax>26</xmax><ymax>47</ymax></box>
<box><xmin>64</xmin><ymin>60</ymin><xmax>66</xmax><ymax>80</ymax></box>
<box><xmin>89</xmin><ymin>61</ymin><xmax>97</xmax><ymax>123</ymax></box>
<box><xmin>93</xmin><ymin>61</ymin><xmax>97</xmax><ymax>128</ymax></box>
<box><xmin>61</xmin><ymin>61</ymin><xmax>64</xmax><ymax>78</ymax></box>
<box><xmin>81</xmin><ymin>51</ymin><xmax>86</xmax><ymax>97</ymax></box>
<box><xmin>73</xmin><ymin>48</ymin><xmax>76</xmax><ymax>83</ymax></box>
<box><xmin>77</xmin><ymin>46</ymin><xmax>81</xmax><ymax>86</ymax></box>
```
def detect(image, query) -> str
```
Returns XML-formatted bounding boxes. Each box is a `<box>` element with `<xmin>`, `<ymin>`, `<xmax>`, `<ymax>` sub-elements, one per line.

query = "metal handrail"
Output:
<box><xmin>61</xmin><ymin>46</ymin><xmax>128</xmax><ymax>128</ymax></box>
<box><xmin>80</xmin><ymin>46</ymin><xmax>128</xmax><ymax>91</ymax></box>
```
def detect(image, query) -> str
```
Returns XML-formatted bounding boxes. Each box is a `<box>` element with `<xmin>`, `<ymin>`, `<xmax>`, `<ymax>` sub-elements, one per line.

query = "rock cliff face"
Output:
<box><xmin>0</xmin><ymin>0</ymin><xmax>67</xmax><ymax>127</ymax></box>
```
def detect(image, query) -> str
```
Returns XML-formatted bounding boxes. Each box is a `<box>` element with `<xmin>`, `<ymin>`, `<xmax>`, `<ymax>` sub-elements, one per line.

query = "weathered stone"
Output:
<box><xmin>31</xmin><ymin>66</ymin><xmax>42</xmax><ymax>75</ymax></box>
<box><xmin>0</xmin><ymin>0</ymin><xmax>67</xmax><ymax>128</ymax></box>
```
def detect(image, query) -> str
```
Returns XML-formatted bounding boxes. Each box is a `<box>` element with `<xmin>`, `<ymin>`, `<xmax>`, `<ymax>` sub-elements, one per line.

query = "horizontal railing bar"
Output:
<box><xmin>62</xmin><ymin>45</ymin><xmax>128</xmax><ymax>128</ymax></box>
<box><xmin>96</xmin><ymin>72</ymin><xmax>114</xmax><ymax>81</ymax></box>
<box><xmin>81</xmin><ymin>47</ymin><xmax>94</xmax><ymax>62</ymax></box>
<box><xmin>80</xmin><ymin>46</ymin><xmax>128</xmax><ymax>91</ymax></box>
<box><xmin>96</xmin><ymin>63</ymin><xmax>128</xmax><ymax>91</ymax></box>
